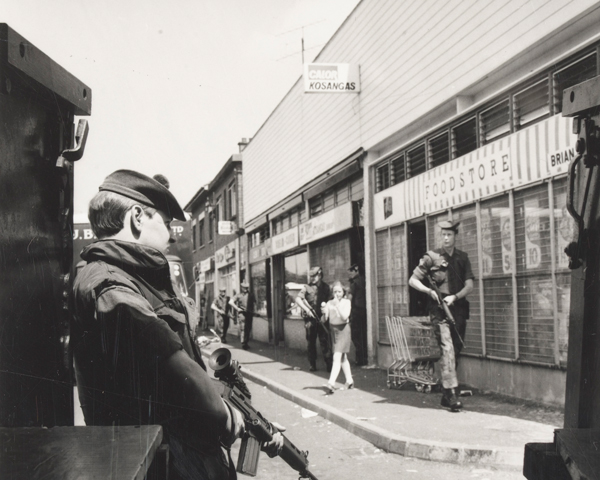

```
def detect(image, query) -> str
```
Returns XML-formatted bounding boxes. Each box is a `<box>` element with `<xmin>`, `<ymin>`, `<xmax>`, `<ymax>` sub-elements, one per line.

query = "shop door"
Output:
<box><xmin>271</xmin><ymin>255</ymin><xmax>285</xmax><ymax>344</ymax></box>
<box><xmin>408</xmin><ymin>221</ymin><xmax>428</xmax><ymax>316</ymax></box>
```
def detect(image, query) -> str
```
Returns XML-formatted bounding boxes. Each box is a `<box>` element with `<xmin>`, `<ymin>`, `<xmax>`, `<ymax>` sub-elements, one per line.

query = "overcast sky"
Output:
<box><xmin>3</xmin><ymin>0</ymin><xmax>359</xmax><ymax>218</ymax></box>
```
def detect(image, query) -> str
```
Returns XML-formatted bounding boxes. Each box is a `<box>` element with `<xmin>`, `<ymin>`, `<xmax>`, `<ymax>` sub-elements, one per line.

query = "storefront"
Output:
<box><xmin>248</xmin><ymin>237</ymin><xmax>272</xmax><ymax>343</ymax></box>
<box><xmin>373</xmin><ymin>113</ymin><xmax>575</xmax><ymax>404</ymax></box>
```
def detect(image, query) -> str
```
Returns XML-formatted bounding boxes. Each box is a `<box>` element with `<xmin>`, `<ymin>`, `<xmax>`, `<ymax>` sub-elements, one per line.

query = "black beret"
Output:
<box><xmin>99</xmin><ymin>169</ymin><xmax>186</xmax><ymax>221</ymax></box>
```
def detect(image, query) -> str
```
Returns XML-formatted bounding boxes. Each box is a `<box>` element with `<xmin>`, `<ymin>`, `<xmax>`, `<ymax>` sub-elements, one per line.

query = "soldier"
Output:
<box><xmin>71</xmin><ymin>170</ymin><xmax>250</xmax><ymax>478</ymax></box>
<box><xmin>295</xmin><ymin>266</ymin><xmax>333</xmax><ymax>372</ymax></box>
<box><xmin>229</xmin><ymin>281</ymin><xmax>256</xmax><ymax>350</ymax></box>
<box><xmin>408</xmin><ymin>220</ymin><xmax>474</xmax><ymax>412</ymax></box>
<box><xmin>211</xmin><ymin>287</ymin><xmax>230</xmax><ymax>343</ymax></box>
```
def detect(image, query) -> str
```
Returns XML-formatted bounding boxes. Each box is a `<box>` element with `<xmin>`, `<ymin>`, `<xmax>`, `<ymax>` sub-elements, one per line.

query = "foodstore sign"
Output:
<box><xmin>304</xmin><ymin>63</ymin><xmax>360</xmax><ymax>93</ymax></box>
<box><xmin>271</xmin><ymin>227</ymin><xmax>299</xmax><ymax>255</ymax></box>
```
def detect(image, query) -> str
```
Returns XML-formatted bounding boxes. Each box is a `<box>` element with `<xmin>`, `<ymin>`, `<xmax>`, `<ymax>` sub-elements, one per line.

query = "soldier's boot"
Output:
<box><xmin>441</xmin><ymin>388</ymin><xmax>463</xmax><ymax>412</ymax></box>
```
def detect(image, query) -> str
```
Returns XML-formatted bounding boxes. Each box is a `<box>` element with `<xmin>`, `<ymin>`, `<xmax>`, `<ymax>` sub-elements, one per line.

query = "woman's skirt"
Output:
<box><xmin>331</xmin><ymin>322</ymin><xmax>351</xmax><ymax>353</ymax></box>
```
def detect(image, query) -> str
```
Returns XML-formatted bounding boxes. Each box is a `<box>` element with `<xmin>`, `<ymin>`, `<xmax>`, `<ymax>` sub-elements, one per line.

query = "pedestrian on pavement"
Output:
<box><xmin>71</xmin><ymin>170</ymin><xmax>255</xmax><ymax>479</ymax></box>
<box><xmin>295</xmin><ymin>266</ymin><xmax>333</xmax><ymax>372</ymax></box>
<box><xmin>229</xmin><ymin>281</ymin><xmax>256</xmax><ymax>350</ymax></box>
<box><xmin>211</xmin><ymin>287</ymin><xmax>230</xmax><ymax>343</ymax></box>
<box><xmin>408</xmin><ymin>220</ymin><xmax>474</xmax><ymax>412</ymax></box>
<box><xmin>348</xmin><ymin>263</ymin><xmax>368</xmax><ymax>366</ymax></box>
<box><xmin>323</xmin><ymin>281</ymin><xmax>354</xmax><ymax>394</ymax></box>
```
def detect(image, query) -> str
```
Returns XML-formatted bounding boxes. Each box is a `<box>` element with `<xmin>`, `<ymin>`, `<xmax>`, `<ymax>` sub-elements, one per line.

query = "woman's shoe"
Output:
<box><xmin>343</xmin><ymin>382</ymin><xmax>354</xmax><ymax>390</ymax></box>
<box><xmin>325</xmin><ymin>383</ymin><xmax>336</xmax><ymax>394</ymax></box>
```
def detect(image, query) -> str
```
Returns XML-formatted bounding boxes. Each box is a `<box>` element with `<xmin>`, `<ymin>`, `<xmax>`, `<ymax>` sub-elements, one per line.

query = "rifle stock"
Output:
<box><xmin>209</xmin><ymin>348</ymin><xmax>319</xmax><ymax>479</ymax></box>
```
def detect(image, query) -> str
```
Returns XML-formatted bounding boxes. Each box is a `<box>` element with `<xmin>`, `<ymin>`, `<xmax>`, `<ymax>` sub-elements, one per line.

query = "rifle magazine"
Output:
<box><xmin>237</xmin><ymin>433</ymin><xmax>261</xmax><ymax>476</ymax></box>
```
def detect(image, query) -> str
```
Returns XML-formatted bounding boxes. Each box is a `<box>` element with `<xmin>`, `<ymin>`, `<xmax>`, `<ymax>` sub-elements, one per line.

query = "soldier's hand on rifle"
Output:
<box><xmin>427</xmin><ymin>288</ymin><xmax>440</xmax><ymax>303</ymax></box>
<box><xmin>262</xmin><ymin>421</ymin><xmax>286</xmax><ymax>458</ymax></box>
<box><xmin>222</xmin><ymin>400</ymin><xmax>246</xmax><ymax>447</ymax></box>
<box><xmin>443</xmin><ymin>294</ymin><xmax>457</xmax><ymax>306</ymax></box>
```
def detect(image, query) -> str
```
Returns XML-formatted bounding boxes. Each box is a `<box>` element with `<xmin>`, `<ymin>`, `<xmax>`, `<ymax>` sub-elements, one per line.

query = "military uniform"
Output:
<box><xmin>296</xmin><ymin>269</ymin><xmax>332</xmax><ymax>371</ymax></box>
<box><xmin>231</xmin><ymin>284</ymin><xmax>255</xmax><ymax>349</ymax></box>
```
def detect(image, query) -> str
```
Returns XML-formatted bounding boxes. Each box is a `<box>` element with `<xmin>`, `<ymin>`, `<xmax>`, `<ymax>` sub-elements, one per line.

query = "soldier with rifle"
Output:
<box><xmin>295</xmin><ymin>266</ymin><xmax>333</xmax><ymax>372</ymax></box>
<box><xmin>229</xmin><ymin>281</ymin><xmax>256</xmax><ymax>350</ymax></box>
<box><xmin>71</xmin><ymin>170</ymin><xmax>282</xmax><ymax>479</ymax></box>
<box><xmin>408</xmin><ymin>220</ymin><xmax>474</xmax><ymax>412</ymax></box>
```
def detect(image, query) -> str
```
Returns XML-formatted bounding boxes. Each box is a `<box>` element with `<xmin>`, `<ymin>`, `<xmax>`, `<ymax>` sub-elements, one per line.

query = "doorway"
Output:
<box><xmin>408</xmin><ymin>220</ymin><xmax>428</xmax><ymax>316</ymax></box>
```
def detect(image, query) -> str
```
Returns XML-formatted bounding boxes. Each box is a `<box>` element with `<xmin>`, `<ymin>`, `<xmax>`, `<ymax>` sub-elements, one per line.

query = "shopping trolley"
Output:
<box><xmin>385</xmin><ymin>316</ymin><xmax>442</xmax><ymax>392</ymax></box>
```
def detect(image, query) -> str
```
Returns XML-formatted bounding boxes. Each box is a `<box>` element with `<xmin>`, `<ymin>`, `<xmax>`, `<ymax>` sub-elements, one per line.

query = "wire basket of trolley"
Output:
<box><xmin>384</xmin><ymin>316</ymin><xmax>442</xmax><ymax>392</ymax></box>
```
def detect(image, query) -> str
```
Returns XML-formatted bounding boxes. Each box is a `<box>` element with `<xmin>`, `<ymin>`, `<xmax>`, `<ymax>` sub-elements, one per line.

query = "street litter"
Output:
<box><xmin>301</xmin><ymin>408</ymin><xmax>318</xmax><ymax>418</ymax></box>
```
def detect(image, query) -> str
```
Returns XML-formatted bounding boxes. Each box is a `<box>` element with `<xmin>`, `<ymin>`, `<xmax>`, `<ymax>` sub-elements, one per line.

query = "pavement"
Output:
<box><xmin>198</xmin><ymin>331</ymin><xmax>564</xmax><ymax>471</ymax></box>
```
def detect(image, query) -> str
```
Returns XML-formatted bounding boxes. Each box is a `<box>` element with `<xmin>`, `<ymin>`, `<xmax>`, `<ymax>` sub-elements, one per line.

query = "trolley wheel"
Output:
<box><xmin>415</xmin><ymin>384</ymin><xmax>424</xmax><ymax>392</ymax></box>
<box><xmin>423</xmin><ymin>385</ymin><xmax>432</xmax><ymax>394</ymax></box>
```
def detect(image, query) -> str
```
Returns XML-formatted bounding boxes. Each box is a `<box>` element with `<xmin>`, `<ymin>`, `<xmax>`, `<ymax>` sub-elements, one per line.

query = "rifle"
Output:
<box><xmin>425</xmin><ymin>273</ymin><xmax>465</xmax><ymax>349</ymax></box>
<box><xmin>209</xmin><ymin>348</ymin><xmax>319</xmax><ymax>480</ymax></box>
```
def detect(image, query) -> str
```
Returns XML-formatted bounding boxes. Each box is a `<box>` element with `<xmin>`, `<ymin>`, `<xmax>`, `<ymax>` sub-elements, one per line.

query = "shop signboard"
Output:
<box><xmin>373</xmin><ymin>114</ymin><xmax>574</xmax><ymax>229</ymax></box>
<box><xmin>200</xmin><ymin>257</ymin><xmax>214</xmax><ymax>273</ymax></box>
<box><xmin>303</xmin><ymin>63</ymin><xmax>360</xmax><ymax>93</ymax></box>
<box><xmin>271</xmin><ymin>226</ymin><xmax>299</xmax><ymax>255</ymax></box>
<box><xmin>249</xmin><ymin>238</ymin><xmax>272</xmax><ymax>264</ymax></box>
<box><xmin>299</xmin><ymin>202</ymin><xmax>353</xmax><ymax>245</ymax></box>
<box><xmin>218</xmin><ymin>220</ymin><xmax>237</xmax><ymax>235</ymax></box>
<box><xmin>215</xmin><ymin>240</ymin><xmax>236</xmax><ymax>269</ymax></box>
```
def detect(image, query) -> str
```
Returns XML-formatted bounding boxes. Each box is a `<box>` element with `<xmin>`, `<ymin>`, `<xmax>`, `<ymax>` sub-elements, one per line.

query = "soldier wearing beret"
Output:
<box><xmin>408</xmin><ymin>220</ymin><xmax>474</xmax><ymax>412</ymax></box>
<box><xmin>229</xmin><ymin>281</ymin><xmax>256</xmax><ymax>350</ymax></box>
<box><xmin>295</xmin><ymin>266</ymin><xmax>333</xmax><ymax>372</ymax></box>
<box><xmin>72</xmin><ymin>170</ymin><xmax>282</xmax><ymax>479</ymax></box>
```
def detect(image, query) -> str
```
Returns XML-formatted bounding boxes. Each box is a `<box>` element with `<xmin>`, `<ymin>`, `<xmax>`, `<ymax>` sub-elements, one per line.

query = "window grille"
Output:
<box><xmin>336</xmin><ymin>183</ymin><xmax>349</xmax><ymax>205</ymax></box>
<box><xmin>480</xmin><ymin>99</ymin><xmax>510</xmax><ymax>145</ymax></box>
<box><xmin>406</xmin><ymin>144</ymin><xmax>426</xmax><ymax>178</ymax></box>
<box><xmin>323</xmin><ymin>188</ymin><xmax>335</xmax><ymax>213</ymax></box>
<box><xmin>428</xmin><ymin>131</ymin><xmax>450</xmax><ymax>168</ymax></box>
<box><xmin>391</xmin><ymin>153</ymin><xmax>405</xmax><ymax>185</ymax></box>
<box><xmin>376</xmin><ymin>163</ymin><xmax>390</xmax><ymax>192</ymax></box>
<box><xmin>309</xmin><ymin>196</ymin><xmax>323</xmax><ymax>217</ymax></box>
<box><xmin>452</xmin><ymin>118</ymin><xmax>477</xmax><ymax>159</ymax></box>
<box><xmin>513</xmin><ymin>78</ymin><xmax>550</xmax><ymax>130</ymax></box>
<box><xmin>553</xmin><ymin>51</ymin><xmax>597</xmax><ymax>113</ymax></box>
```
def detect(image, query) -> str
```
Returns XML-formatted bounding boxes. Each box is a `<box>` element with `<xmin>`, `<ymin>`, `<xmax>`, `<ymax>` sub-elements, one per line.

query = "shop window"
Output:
<box><xmin>323</xmin><ymin>188</ymin><xmax>335</xmax><ymax>213</ymax></box>
<box><xmin>289</xmin><ymin>208</ymin><xmax>299</xmax><ymax>228</ymax></box>
<box><xmin>428</xmin><ymin>131</ymin><xmax>450</xmax><ymax>168</ymax></box>
<box><xmin>452</xmin><ymin>118</ymin><xmax>477</xmax><ymax>159</ymax></box>
<box><xmin>514</xmin><ymin>184</ymin><xmax>551</xmax><ymax>275</ymax></box>
<box><xmin>284</xmin><ymin>251</ymin><xmax>308</xmax><ymax>317</ymax></box>
<box><xmin>390</xmin><ymin>225</ymin><xmax>409</xmax><ymax>317</ymax></box>
<box><xmin>376</xmin><ymin>163</ymin><xmax>390</xmax><ymax>192</ymax></box>
<box><xmin>250</xmin><ymin>262</ymin><xmax>268</xmax><ymax>317</ymax></box>
<box><xmin>553</xmin><ymin>178</ymin><xmax>573</xmax><ymax>365</ymax></box>
<box><xmin>480</xmin><ymin>195</ymin><xmax>515</xmax><ymax>359</ymax></box>
<box><xmin>513</xmin><ymin>78</ymin><xmax>550</xmax><ymax>130</ymax></box>
<box><xmin>553</xmin><ymin>51</ymin><xmax>597</xmax><ymax>113</ymax></box>
<box><xmin>375</xmin><ymin>229</ymin><xmax>392</xmax><ymax>343</ymax></box>
<box><xmin>391</xmin><ymin>153</ymin><xmax>405</xmax><ymax>185</ymax></box>
<box><xmin>406</xmin><ymin>143</ymin><xmax>426</xmax><ymax>178</ymax></box>
<box><xmin>309</xmin><ymin>234</ymin><xmax>351</xmax><ymax>289</ymax></box>
<box><xmin>480</xmin><ymin>99</ymin><xmax>510</xmax><ymax>145</ymax></box>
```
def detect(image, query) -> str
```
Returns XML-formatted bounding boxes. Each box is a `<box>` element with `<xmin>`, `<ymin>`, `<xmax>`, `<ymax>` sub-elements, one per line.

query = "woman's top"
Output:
<box><xmin>325</xmin><ymin>298</ymin><xmax>351</xmax><ymax>326</ymax></box>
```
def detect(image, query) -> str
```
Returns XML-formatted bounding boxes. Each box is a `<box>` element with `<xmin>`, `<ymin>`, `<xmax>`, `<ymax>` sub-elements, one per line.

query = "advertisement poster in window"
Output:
<box><xmin>530</xmin><ymin>278</ymin><xmax>554</xmax><ymax>319</ymax></box>
<box><xmin>501</xmin><ymin>211</ymin><xmax>512</xmax><ymax>274</ymax></box>
<box><xmin>524</xmin><ymin>198</ymin><xmax>542</xmax><ymax>270</ymax></box>
<box><xmin>555</xmin><ymin>191</ymin><xmax>575</xmax><ymax>270</ymax></box>
<box><xmin>480</xmin><ymin>212</ymin><xmax>493</xmax><ymax>277</ymax></box>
